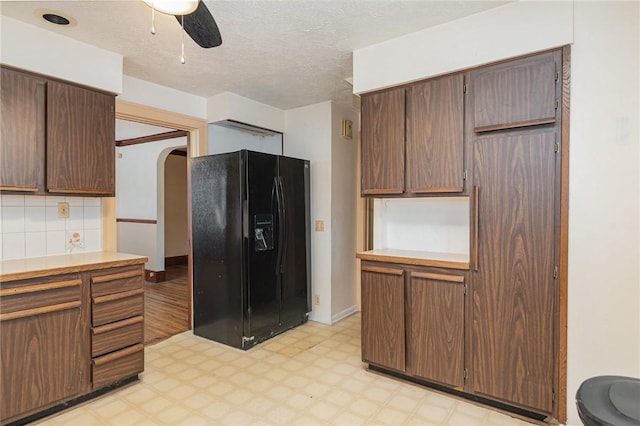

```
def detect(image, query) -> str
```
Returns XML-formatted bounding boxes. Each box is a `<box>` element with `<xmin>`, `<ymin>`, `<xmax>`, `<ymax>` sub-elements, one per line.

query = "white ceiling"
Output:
<box><xmin>1</xmin><ymin>0</ymin><xmax>508</xmax><ymax>111</ymax></box>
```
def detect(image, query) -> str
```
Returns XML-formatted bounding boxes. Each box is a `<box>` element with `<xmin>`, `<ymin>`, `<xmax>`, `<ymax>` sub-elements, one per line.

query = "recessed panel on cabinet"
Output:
<box><xmin>406</xmin><ymin>271</ymin><xmax>465</xmax><ymax>388</ymax></box>
<box><xmin>361</xmin><ymin>88</ymin><xmax>405</xmax><ymax>195</ymax></box>
<box><xmin>406</xmin><ymin>74</ymin><xmax>465</xmax><ymax>193</ymax></box>
<box><xmin>473</xmin><ymin>51</ymin><xmax>558</xmax><ymax>132</ymax></box>
<box><xmin>0</xmin><ymin>67</ymin><xmax>46</xmax><ymax>193</ymax></box>
<box><xmin>471</xmin><ymin>129</ymin><xmax>557</xmax><ymax>413</ymax></box>
<box><xmin>92</xmin><ymin>344</ymin><xmax>144</xmax><ymax>389</ymax></box>
<box><xmin>47</xmin><ymin>80</ymin><xmax>115</xmax><ymax>195</ymax></box>
<box><xmin>361</xmin><ymin>263</ymin><xmax>405</xmax><ymax>372</ymax></box>
<box><xmin>91</xmin><ymin>269</ymin><xmax>143</xmax><ymax>298</ymax></box>
<box><xmin>92</xmin><ymin>316</ymin><xmax>144</xmax><ymax>358</ymax></box>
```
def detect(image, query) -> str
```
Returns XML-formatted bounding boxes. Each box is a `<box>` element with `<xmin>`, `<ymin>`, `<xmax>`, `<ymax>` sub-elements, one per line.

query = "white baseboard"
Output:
<box><xmin>331</xmin><ymin>305</ymin><xmax>359</xmax><ymax>324</ymax></box>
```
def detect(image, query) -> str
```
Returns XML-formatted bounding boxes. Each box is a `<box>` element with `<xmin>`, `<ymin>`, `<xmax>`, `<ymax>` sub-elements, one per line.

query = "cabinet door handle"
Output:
<box><xmin>91</xmin><ymin>270</ymin><xmax>142</xmax><ymax>284</ymax></box>
<box><xmin>92</xmin><ymin>288</ymin><xmax>143</xmax><ymax>305</ymax></box>
<box><xmin>473</xmin><ymin>185</ymin><xmax>479</xmax><ymax>271</ymax></box>
<box><xmin>0</xmin><ymin>278</ymin><xmax>81</xmax><ymax>297</ymax></box>
<box><xmin>0</xmin><ymin>185</ymin><xmax>38</xmax><ymax>192</ymax></box>
<box><xmin>0</xmin><ymin>301</ymin><xmax>81</xmax><ymax>322</ymax></box>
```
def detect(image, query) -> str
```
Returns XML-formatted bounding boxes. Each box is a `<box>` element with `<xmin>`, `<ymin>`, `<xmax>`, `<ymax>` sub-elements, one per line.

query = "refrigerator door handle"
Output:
<box><xmin>274</xmin><ymin>176</ymin><xmax>284</xmax><ymax>274</ymax></box>
<box><xmin>278</xmin><ymin>176</ymin><xmax>287</xmax><ymax>274</ymax></box>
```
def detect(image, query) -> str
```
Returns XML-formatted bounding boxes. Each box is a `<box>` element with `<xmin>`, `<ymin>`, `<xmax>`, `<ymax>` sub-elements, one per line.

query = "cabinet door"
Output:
<box><xmin>0</xmin><ymin>275</ymin><xmax>89</xmax><ymax>422</ymax></box>
<box><xmin>471</xmin><ymin>130</ymin><xmax>556</xmax><ymax>414</ymax></box>
<box><xmin>47</xmin><ymin>81</ymin><xmax>115</xmax><ymax>195</ymax></box>
<box><xmin>361</xmin><ymin>264</ymin><xmax>405</xmax><ymax>372</ymax></box>
<box><xmin>0</xmin><ymin>68</ymin><xmax>46</xmax><ymax>193</ymax></box>
<box><xmin>406</xmin><ymin>74</ymin><xmax>465</xmax><ymax>193</ymax></box>
<box><xmin>406</xmin><ymin>271</ymin><xmax>465</xmax><ymax>388</ymax></box>
<box><xmin>473</xmin><ymin>51</ymin><xmax>558</xmax><ymax>132</ymax></box>
<box><xmin>361</xmin><ymin>88</ymin><xmax>405</xmax><ymax>195</ymax></box>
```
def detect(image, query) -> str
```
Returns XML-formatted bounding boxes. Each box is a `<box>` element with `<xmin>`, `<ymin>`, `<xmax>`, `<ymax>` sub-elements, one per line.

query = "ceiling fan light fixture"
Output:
<box><xmin>144</xmin><ymin>0</ymin><xmax>199</xmax><ymax>16</ymax></box>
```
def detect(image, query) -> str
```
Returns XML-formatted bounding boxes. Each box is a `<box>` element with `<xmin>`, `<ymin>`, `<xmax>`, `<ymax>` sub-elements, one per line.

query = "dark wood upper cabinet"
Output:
<box><xmin>406</xmin><ymin>271</ymin><xmax>465</xmax><ymax>388</ymax></box>
<box><xmin>47</xmin><ymin>81</ymin><xmax>115</xmax><ymax>196</ymax></box>
<box><xmin>0</xmin><ymin>68</ymin><xmax>46</xmax><ymax>193</ymax></box>
<box><xmin>473</xmin><ymin>51</ymin><xmax>558</xmax><ymax>132</ymax></box>
<box><xmin>361</xmin><ymin>88</ymin><xmax>405</xmax><ymax>196</ymax></box>
<box><xmin>471</xmin><ymin>129</ymin><xmax>557</xmax><ymax>414</ymax></box>
<box><xmin>361</xmin><ymin>263</ymin><xmax>405</xmax><ymax>372</ymax></box>
<box><xmin>406</xmin><ymin>74</ymin><xmax>465</xmax><ymax>194</ymax></box>
<box><xmin>0</xmin><ymin>66</ymin><xmax>115</xmax><ymax>197</ymax></box>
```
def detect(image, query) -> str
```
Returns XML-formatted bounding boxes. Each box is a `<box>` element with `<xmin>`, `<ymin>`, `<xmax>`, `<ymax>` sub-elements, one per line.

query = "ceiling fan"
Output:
<box><xmin>144</xmin><ymin>0</ymin><xmax>222</xmax><ymax>49</ymax></box>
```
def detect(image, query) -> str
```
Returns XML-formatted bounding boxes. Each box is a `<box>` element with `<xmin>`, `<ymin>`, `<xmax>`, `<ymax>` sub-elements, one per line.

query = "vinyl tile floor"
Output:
<box><xmin>36</xmin><ymin>314</ymin><xmax>532</xmax><ymax>426</ymax></box>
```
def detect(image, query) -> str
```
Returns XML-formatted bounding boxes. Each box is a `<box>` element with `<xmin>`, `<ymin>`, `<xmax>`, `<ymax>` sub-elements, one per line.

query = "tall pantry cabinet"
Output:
<box><xmin>469</xmin><ymin>50</ymin><xmax>562</xmax><ymax>415</ymax></box>
<box><xmin>358</xmin><ymin>48</ymin><xmax>569</xmax><ymax>423</ymax></box>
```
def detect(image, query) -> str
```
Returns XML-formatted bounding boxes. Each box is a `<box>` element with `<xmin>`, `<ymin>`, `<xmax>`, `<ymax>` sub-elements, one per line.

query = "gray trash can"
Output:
<box><xmin>576</xmin><ymin>376</ymin><xmax>640</xmax><ymax>426</ymax></box>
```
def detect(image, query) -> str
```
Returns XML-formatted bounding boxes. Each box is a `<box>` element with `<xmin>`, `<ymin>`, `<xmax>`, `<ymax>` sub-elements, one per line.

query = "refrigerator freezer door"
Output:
<box><xmin>278</xmin><ymin>156</ymin><xmax>311</xmax><ymax>326</ymax></box>
<box><xmin>191</xmin><ymin>152</ymin><xmax>244</xmax><ymax>348</ymax></box>
<box><xmin>246</xmin><ymin>151</ymin><xmax>280</xmax><ymax>339</ymax></box>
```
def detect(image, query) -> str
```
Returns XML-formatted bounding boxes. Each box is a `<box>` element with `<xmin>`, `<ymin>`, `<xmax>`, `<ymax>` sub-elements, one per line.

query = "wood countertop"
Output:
<box><xmin>356</xmin><ymin>249</ymin><xmax>469</xmax><ymax>270</ymax></box>
<box><xmin>0</xmin><ymin>252</ymin><xmax>149</xmax><ymax>282</ymax></box>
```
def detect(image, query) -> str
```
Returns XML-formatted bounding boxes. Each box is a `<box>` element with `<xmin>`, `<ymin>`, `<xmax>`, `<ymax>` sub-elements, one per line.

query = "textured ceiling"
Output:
<box><xmin>1</xmin><ymin>0</ymin><xmax>508</xmax><ymax>110</ymax></box>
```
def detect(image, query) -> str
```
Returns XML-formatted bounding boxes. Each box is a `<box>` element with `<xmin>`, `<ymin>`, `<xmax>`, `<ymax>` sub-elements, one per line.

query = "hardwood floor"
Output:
<box><xmin>144</xmin><ymin>265</ymin><xmax>190</xmax><ymax>345</ymax></box>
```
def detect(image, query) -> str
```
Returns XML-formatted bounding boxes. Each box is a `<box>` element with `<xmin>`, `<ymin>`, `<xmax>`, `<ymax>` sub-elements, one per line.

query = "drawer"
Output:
<box><xmin>0</xmin><ymin>275</ymin><xmax>82</xmax><ymax>321</ymax></box>
<box><xmin>92</xmin><ymin>316</ymin><xmax>143</xmax><ymax>357</ymax></box>
<box><xmin>91</xmin><ymin>268</ymin><xmax>143</xmax><ymax>298</ymax></box>
<box><xmin>92</xmin><ymin>290</ymin><xmax>143</xmax><ymax>326</ymax></box>
<box><xmin>92</xmin><ymin>344</ymin><xmax>144</xmax><ymax>389</ymax></box>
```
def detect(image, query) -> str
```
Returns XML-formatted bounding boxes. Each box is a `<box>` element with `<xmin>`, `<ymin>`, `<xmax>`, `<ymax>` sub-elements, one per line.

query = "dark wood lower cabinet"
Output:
<box><xmin>0</xmin><ymin>264</ymin><xmax>145</xmax><ymax>424</ymax></box>
<box><xmin>361</xmin><ymin>264</ymin><xmax>405</xmax><ymax>372</ymax></box>
<box><xmin>0</xmin><ymin>274</ymin><xmax>90</xmax><ymax>423</ymax></box>
<box><xmin>406</xmin><ymin>271</ymin><xmax>465</xmax><ymax>388</ymax></box>
<box><xmin>361</xmin><ymin>262</ymin><xmax>466</xmax><ymax>390</ymax></box>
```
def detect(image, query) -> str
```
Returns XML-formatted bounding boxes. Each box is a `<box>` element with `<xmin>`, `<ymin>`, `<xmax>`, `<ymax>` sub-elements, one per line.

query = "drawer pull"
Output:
<box><xmin>410</xmin><ymin>186</ymin><xmax>464</xmax><ymax>194</ymax></box>
<box><xmin>361</xmin><ymin>265</ymin><xmax>404</xmax><ymax>276</ymax></box>
<box><xmin>410</xmin><ymin>272</ymin><xmax>464</xmax><ymax>283</ymax></box>
<box><xmin>0</xmin><ymin>185</ymin><xmax>38</xmax><ymax>192</ymax></box>
<box><xmin>47</xmin><ymin>188</ymin><xmax>112</xmax><ymax>195</ymax></box>
<box><xmin>92</xmin><ymin>316</ymin><xmax>143</xmax><ymax>335</ymax></box>
<box><xmin>0</xmin><ymin>300</ymin><xmax>81</xmax><ymax>322</ymax></box>
<box><xmin>93</xmin><ymin>343</ymin><xmax>143</xmax><ymax>366</ymax></box>
<box><xmin>92</xmin><ymin>288</ymin><xmax>143</xmax><ymax>305</ymax></box>
<box><xmin>92</xmin><ymin>270</ymin><xmax>142</xmax><ymax>284</ymax></box>
<box><xmin>0</xmin><ymin>278</ymin><xmax>82</xmax><ymax>297</ymax></box>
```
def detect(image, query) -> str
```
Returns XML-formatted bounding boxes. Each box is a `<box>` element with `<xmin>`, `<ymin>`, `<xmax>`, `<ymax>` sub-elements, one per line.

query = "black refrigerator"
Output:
<box><xmin>190</xmin><ymin>150</ymin><xmax>311</xmax><ymax>349</ymax></box>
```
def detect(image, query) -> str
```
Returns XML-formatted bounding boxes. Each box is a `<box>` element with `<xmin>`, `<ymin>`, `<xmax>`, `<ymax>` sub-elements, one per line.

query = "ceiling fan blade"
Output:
<box><xmin>176</xmin><ymin>1</ymin><xmax>222</xmax><ymax>48</ymax></box>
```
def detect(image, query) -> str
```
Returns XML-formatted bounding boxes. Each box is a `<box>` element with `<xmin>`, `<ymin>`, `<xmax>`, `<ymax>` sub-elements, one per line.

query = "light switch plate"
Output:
<box><xmin>315</xmin><ymin>220</ymin><xmax>324</xmax><ymax>232</ymax></box>
<box><xmin>58</xmin><ymin>202</ymin><xmax>69</xmax><ymax>219</ymax></box>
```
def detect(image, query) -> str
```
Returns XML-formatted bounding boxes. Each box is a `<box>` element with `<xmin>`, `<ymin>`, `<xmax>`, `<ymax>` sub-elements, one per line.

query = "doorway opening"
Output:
<box><xmin>108</xmin><ymin>99</ymin><xmax>208</xmax><ymax>344</ymax></box>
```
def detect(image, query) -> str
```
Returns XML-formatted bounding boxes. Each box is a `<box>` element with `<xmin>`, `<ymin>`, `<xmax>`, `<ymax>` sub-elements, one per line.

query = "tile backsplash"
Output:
<box><xmin>0</xmin><ymin>195</ymin><xmax>102</xmax><ymax>260</ymax></box>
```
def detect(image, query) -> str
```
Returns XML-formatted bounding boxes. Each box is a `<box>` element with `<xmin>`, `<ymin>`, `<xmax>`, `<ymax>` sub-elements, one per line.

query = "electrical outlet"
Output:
<box><xmin>314</xmin><ymin>294</ymin><xmax>320</xmax><ymax>305</ymax></box>
<box><xmin>315</xmin><ymin>220</ymin><xmax>324</xmax><ymax>232</ymax></box>
<box><xmin>57</xmin><ymin>202</ymin><xmax>69</xmax><ymax>219</ymax></box>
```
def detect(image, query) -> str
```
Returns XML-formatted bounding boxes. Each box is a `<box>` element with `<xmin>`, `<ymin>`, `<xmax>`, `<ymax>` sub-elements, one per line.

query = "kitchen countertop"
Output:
<box><xmin>0</xmin><ymin>252</ymin><xmax>149</xmax><ymax>282</ymax></box>
<box><xmin>356</xmin><ymin>249</ymin><xmax>469</xmax><ymax>270</ymax></box>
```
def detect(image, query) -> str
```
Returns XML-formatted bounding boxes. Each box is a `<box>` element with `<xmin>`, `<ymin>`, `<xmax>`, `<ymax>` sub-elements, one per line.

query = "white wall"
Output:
<box><xmin>0</xmin><ymin>195</ymin><xmax>102</xmax><ymax>260</ymax></box>
<box><xmin>116</xmin><ymin>137</ymin><xmax>187</xmax><ymax>270</ymax></box>
<box><xmin>208</xmin><ymin>124</ymin><xmax>282</xmax><ymax>155</ymax></box>
<box><xmin>373</xmin><ymin>198</ymin><xmax>469</xmax><ymax>255</ymax></box>
<box><xmin>207</xmin><ymin>92</ymin><xmax>285</xmax><ymax>132</ymax></box>
<box><xmin>0</xmin><ymin>16</ymin><xmax>122</xmax><ymax>93</ymax></box>
<box><xmin>284</xmin><ymin>102</ymin><xmax>333</xmax><ymax>324</ymax></box>
<box><xmin>353</xmin><ymin>1</ymin><xmax>640</xmax><ymax>424</ymax></box>
<box><xmin>330</xmin><ymin>102</ymin><xmax>359</xmax><ymax>322</ymax></box>
<box><xmin>164</xmin><ymin>154</ymin><xmax>188</xmax><ymax>258</ymax></box>
<box><xmin>284</xmin><ymin>101</ymin><xmax>360</xmax><ymax>324</ymax></box>
<box><xmin>567</xmin><ymin>1</ymin><xmax>639</xmax><ymax>422</ymax></box>
<box><xmin>353</xmin><ymin>1</ymin><xmax>573</xmax><ymax>94</ymax></box>
<box><xmin>120</xmin><ymin>75</ymin><xmax>207</xmax><ymax>119</ymax></box>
